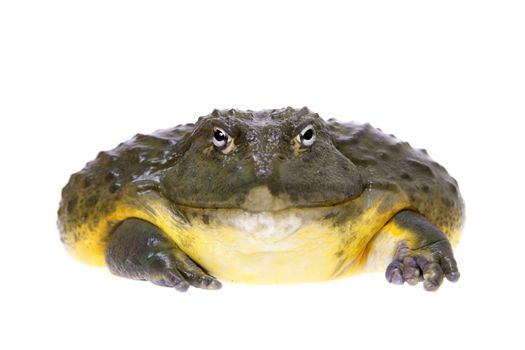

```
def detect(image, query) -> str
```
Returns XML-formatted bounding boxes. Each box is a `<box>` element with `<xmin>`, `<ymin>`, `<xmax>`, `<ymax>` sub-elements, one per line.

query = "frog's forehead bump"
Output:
<box><xmin>198</xmin><ymin>106</ymin><xmax>321</xmax><ymax>129</ymax></box>
<box><xmin>194</xmin><ymin>107</ymin><xmax>325</xmax><ymax>179</ymax></box>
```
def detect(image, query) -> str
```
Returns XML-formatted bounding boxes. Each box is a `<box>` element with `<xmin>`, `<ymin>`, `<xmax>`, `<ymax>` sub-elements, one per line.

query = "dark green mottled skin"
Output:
<box><xmin>58</xmin><ymin>107</ymin><xmax>464</xmax><ymax>291</ymax></box>
<box><xmin>326</xmin><ymin>119</ymin><xmax>464</xmax><ymax>235</ymax></box>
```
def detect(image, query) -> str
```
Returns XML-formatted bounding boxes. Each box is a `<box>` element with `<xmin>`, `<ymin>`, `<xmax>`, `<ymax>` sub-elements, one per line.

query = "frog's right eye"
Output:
<box><xmin>212</xmin><ymin>127</ymin><xmax>234</xmax><ymax>154</ymax></box>
<box><xmin>295</xmin><ymin>124</ymin><xmax>316</xmax><ymax>147</ymax></box>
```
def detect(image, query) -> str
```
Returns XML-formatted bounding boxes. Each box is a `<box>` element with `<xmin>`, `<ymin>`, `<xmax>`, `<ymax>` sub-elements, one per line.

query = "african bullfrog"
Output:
<box><xmin>58</xmin><ymin>107</ymin><xmax>464</xmax><ymax>292</ymax></box>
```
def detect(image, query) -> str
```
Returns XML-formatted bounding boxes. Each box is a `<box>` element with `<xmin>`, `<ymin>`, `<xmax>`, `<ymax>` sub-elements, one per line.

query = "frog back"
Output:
<box><xmin>327</xmin><ymin>120</ymin><xmax>464</xmax><ymax>245</ymax></box>
<box><xmin>57</xmin><ymin>124</ymin><xmax>194</xmax><ymax>265</ymax></box>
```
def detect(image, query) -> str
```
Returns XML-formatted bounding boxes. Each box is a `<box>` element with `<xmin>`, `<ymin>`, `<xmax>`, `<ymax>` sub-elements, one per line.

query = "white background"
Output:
<box><xmin>1</xmin><ymin>1</ymin><xmax>524</xmax><ymax>349</ymax></box>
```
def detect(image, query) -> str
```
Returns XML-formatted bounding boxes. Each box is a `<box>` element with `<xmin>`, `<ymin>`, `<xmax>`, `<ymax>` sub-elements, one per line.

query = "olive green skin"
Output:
<box><xmin>58</xmin><ymin>107</ymin><xmax>463</xmax><ymax>265</ymax></box>
<box><xmin>162</xmin><ymin>108</ymin><xmax>363</xmax><ymax>209</ymax></box>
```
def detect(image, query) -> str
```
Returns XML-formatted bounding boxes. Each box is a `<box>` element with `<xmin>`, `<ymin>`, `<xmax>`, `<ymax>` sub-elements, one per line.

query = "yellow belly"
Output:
<box><xmin>63</xmin><ymin>191</ymin><xmax>407</xmax><ymax>284</ymax></box>
<box><xmin>155</xmin><ymin>199</ymin><xmax>400</xmax><ymax>284</ymax></box>
<box><xmin>174</xmin><ymin>213</ymin><xmax>345</xmax><ymax>283</ymax></box>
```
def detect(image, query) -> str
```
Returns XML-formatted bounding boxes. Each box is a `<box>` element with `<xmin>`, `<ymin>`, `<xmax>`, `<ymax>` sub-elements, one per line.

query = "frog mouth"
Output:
<box><xmin>237</xmin><ymin>185</ymin><xmax>357</xmax><ymax>213</ymax></box>
<box><xmin>172</xmin><ymin>185</ymin><xmax>364</xmax><ymax>213</ymax></box>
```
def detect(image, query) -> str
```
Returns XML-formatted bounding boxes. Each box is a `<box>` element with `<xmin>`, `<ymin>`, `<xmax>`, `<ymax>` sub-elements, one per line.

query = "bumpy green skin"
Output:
<box><xmin>58</xmin><ymin>107</ymin><xmax>464</xmax><ymax>291</ymax></box>
<box><xmin>58</xmin><ymin>123</ymin><xmax>195</xmax><ymax>244</ymax></box>
<box><xmin>161</xmin><ymin>108</ymin><xmax>363</xmax><ymax>208</ymax></box>
<box><xmin>326</xmin><ymin>119</ymin><xmax>463</xmax><ymax>237</ymax></box>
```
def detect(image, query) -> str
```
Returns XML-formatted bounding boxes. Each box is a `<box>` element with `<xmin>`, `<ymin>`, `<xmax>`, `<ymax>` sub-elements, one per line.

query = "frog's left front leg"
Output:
<box><xmin>374</xmin><ymin>211</ymin><xmax>460</xmax><ymax>291</ymax></box>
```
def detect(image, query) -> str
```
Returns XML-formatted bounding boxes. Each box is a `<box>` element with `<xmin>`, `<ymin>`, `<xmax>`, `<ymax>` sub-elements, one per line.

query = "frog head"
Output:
<box><xmin>161</xmin><ymin>107</ymin><xmax>364</xmax><ymax>212</ymax></box>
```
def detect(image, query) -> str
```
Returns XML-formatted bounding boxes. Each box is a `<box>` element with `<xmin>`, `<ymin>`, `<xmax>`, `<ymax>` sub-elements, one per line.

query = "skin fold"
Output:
<box><xmin>58</xmin><ymin>107</ymin><xmax>464</xmax><ymax>291</ymax></box>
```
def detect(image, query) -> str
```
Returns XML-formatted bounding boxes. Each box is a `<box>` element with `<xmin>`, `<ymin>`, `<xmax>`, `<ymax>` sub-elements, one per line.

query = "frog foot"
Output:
<box><xmin>105</xmin><ymin>218</ymin><xmax>222</xmax><ymax>292</ymax></box>
<box><xmin>385</xmin><ymin>240</ymin><xmax>460</xmax><ymax>291</ymax></box>
<box><xmin>144</xmin><ymin>248</ymin><xmax>223</xmax><ymax>292</ymax></box>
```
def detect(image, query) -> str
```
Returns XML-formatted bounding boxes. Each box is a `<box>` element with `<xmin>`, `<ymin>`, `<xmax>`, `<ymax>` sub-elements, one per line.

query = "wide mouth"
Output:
<box><xmin>170</xmin><ymin>186</ymin><xmax>363</xmax><ymax>214</ymax></box>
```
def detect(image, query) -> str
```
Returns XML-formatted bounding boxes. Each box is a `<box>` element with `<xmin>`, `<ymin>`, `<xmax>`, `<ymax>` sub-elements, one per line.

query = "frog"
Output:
<box><xmin>58</xmin><ymin>107</ymin><xmax>464</xmax><ymax>292</ymax></box>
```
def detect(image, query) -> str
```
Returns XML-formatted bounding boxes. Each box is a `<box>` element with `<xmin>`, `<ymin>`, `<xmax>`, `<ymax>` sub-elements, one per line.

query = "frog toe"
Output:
<box><xmin>150</xmin><ymin>269</ymin><xmax>190</xmax><ymax>292</ymax></box>
<box><xmin>171</xmin><ymin>249</ymin><xmax>222</xmax><ymax>290</ymax></box>
<box><xmin>145</xmin><ymin>249</ymin><xmax>222</xmax><ymax>292</ymax></box>
<box><xmin>385</xmin><ymin>260</ymin><xmax>404</xmax><ymax>285</ymax></box>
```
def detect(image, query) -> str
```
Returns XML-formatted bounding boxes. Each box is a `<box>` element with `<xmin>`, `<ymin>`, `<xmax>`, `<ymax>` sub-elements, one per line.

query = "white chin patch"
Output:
<box><xmin>240</xmin><ymin>186</ymin><xmax>293</xmax><ymax>212</ymax></box>
<box><xmin>219</xmin><ymin>211</ymin><xmax>306</xmax><ymax>243</ymax></box>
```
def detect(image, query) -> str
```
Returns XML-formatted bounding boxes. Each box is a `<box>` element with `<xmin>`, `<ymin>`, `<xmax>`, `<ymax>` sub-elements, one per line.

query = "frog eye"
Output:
<box><xmin>295</xmin><ymin>124</ymin><xmax>316</xmax><ymax>147</ymax></box>
<box><xmin>212</xmin><ymin>126</ymin><xmax>234</xmax><ymax>153</ymax></box>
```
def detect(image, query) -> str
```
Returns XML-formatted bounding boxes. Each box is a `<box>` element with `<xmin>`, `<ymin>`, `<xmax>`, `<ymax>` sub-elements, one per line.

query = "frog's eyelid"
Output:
<box><xmin>292</xmin><ymin>119</ymin><xmax>317</xmax><ymax>136</ymax></box>
<box><xmin>209</xmin><ymin>120</ymin><xmax>235</xmax><ymax>137</ymax></box>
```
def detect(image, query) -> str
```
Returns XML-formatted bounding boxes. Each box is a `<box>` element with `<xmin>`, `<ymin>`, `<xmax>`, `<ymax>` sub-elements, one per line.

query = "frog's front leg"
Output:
<box><xmin>375</xmin><ymin>211</ymin><xmax>460</xmax><ymax>291</ymax></box>
<box><xmin>105</xmin><ymin>218</ymin><xmax>222</xmax><ymax>292</ymax></box>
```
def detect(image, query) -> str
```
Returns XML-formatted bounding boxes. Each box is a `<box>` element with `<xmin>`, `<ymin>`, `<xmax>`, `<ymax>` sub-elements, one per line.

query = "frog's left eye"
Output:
<box><xmin>295</xmin><ymin>124</ymin><xmax>316</xmax><ymax>147</ymax></box>
<box><xmin>212</xmin><ymin>126</ymin><xmax>235</xmax><ymax>154</ymax></box>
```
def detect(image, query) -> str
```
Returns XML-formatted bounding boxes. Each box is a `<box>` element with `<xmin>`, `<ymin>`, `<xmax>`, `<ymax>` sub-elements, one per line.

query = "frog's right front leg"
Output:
<box><xmin>105</xmin><ymin>218</ymin><xmax>222</xmax><ymax>292</ymax></box>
